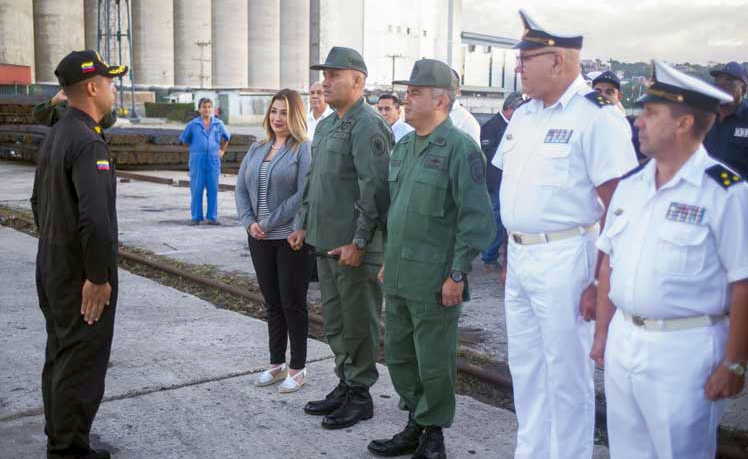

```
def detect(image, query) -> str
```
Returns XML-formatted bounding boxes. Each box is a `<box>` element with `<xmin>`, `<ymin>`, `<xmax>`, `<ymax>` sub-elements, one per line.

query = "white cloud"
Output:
<box><xmin>463</xmin><ymin>0</ymin><xmax>748</xmax><ymax>63</ymax></box>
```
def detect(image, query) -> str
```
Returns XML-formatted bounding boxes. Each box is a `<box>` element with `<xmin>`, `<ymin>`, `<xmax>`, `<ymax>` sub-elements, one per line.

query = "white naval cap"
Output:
<box><xmin>637</xmin><ymin>60</ymin><xmax>733</xmax><ymax>113</ymax></box>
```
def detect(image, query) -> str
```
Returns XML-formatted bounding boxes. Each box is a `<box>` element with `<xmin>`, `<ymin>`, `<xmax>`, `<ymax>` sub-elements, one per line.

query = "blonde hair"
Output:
<box><xmin>262</xmin><ymin>88</ymin><xmax>308</xmax><ymax>151</ymax></box>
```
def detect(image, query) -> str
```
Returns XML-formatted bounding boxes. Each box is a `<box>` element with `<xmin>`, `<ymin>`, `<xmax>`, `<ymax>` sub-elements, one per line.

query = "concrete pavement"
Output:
<box><xmin>0</xmin><ymin>225</ymin><xmax>538</xmax><ymax>458</ymax></box>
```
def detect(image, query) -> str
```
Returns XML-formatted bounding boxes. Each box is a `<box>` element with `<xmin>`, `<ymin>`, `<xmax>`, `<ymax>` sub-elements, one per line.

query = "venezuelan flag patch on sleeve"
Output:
<box><xmin>96</xmin><ymin>160</ymin><xmax>110</xmax><ymax>171</ymax></box>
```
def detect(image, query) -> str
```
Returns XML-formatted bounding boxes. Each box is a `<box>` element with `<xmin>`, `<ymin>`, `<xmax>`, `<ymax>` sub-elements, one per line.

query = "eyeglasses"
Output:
<box><xmin>516</xmin><ymin>51</ymin><xmax>557</xmax><ymax>68</ymax></box>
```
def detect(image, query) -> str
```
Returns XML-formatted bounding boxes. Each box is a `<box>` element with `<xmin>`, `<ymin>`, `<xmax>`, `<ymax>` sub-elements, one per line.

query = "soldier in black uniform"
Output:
<box><xmin>30</xmin><ymin>50</ymin><xmax>127</xmax><ymax>459</ymax></box>
<box><xmin>704</xmin><ymin>61</ymin><xmax>748</xmax><ymax>176</ymax></box>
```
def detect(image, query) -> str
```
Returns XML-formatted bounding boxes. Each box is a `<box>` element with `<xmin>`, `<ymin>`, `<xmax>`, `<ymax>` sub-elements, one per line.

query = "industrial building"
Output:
<box><xmin>0</xmin><ymin>0</ymin><xmax>519</xmax><ymax>120</ymax></box>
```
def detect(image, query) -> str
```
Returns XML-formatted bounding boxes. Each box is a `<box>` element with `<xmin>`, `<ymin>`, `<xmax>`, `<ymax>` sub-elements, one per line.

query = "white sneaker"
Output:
<box><xmin>278</xmin><ymin>368</ymin><xmax>306</xmax><ymax>393</ymax></box>
<box><xmin>255</xmin><ymin>364</ymin><xmax>287</xmax><ymax>387</ymax></box>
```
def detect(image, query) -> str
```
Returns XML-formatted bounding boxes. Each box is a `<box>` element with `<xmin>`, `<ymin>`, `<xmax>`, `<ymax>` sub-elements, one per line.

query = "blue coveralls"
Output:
<box><xmin>179</xmin><ymin>116</ymin><xmax>230</xmax><ymax>222</ymax></box>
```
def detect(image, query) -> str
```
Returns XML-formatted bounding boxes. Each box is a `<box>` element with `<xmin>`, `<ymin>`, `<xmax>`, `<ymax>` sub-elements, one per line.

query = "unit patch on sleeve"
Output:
<box><xmin>96</xmin><ymin>160</ymin><xmax>110</xmax><ymax>171</ymax></box>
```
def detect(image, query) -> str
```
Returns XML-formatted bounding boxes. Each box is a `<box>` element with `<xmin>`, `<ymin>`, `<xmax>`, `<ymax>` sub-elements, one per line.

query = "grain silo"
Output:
<box><xmin>131</xmin><ymin>0</ymin><xmax>174</xmax><ymax>86</ymax></box>
<box><xmin>33</xmin><ymin>0</ymin><xmax>85</xmax><ymax>83</ymax></box>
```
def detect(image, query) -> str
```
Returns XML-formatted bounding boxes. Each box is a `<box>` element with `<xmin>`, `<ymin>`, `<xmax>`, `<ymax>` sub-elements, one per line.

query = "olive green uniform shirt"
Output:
<box><xmin>33</xmin><ymin>100</ymin><xmax>117</xmax><ymax>129</ymax></box>
<box><xmin>296</xmin><ymin>97</ymin><xmax>393</xmax><ymax>255</ymax></box>
<box><xmin>383</xmin><ymin>117</ymin><xmax>495</xmax><ymax>303</ymax></box>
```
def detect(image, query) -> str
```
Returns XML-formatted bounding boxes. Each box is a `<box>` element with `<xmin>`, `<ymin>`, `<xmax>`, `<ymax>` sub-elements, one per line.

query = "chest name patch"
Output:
<box><xmin>734</xmin><ymin>127</ymin><xmax>748</xmax><ymax>138</ymax></box>
<box><xmin>96</xmin><ymin>160</ymin><xmax>110</xmax><ymax>171</ymax></box>
<box><xmin>666</xmin><ymin>202</ymin><xmax>705</xmax><ymax>224</ymax></box>
<box><xmin>544</xmin><ymin>129</ymin><xmax>573</xmax><ymax>144</ymax></box>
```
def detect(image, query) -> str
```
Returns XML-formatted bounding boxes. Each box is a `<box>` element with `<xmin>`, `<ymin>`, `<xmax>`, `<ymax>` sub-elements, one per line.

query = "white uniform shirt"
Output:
<box><xmin>492</xmin><ymin>75</ymin><xmax>637</xmax><ymax>233</ymax></box>
<box><xmin>598</xmin><ymin>148</ymin><xmax>748</xmax><ymax>318</ymax></box>
<box><xmin>449</xmin><ymin>101</ymin><xmax>481</xmax><ymax>146</ymax></box>
<box><xmin>391</xmin><ymin>118</ymin><xmax>414</xmax><ymax>142</ymax></box>
<box><xmin>306</xmin><ymin>105</ymin><xmax>334</xmax><ymax>140</ymax></box>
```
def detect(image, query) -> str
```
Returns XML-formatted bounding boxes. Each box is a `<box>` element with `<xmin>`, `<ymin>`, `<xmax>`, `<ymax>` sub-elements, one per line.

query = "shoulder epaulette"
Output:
<box><xmin>621</xmin><ymin>159</ymin><xmax>650</xmax><ymax>180</ymax></box>
<box><xmin>706</xmin><ymin>164</ymin><xmax>743</xmax><ymax>189</ymax></box>
<box><xmin>585</xmin><ymin>91</ymin><xmax>613</xmax><ymax>108</ymax></box>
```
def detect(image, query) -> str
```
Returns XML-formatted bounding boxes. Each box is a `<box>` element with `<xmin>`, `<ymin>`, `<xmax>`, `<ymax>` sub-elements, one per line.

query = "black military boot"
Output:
<box><xmin>367</xmin><ymin>413</ymin><xmax>423</xmax><ymax>456</ymax></box>
<box><xmin>303</xmin><ymin>381</ymin><xmax>348</xmax><ymax>415</ymax></box>
<box><xmin>412</xmin><ymin>426</ymin><xmax>446</xmax><ymax>459</ymax></box>
<box><xmin>82</xmin><ymin>449</ymin><xmax>111</xmax><ymax>459</ymax></box>
<box><xmin>321</xmin><ymin>385</ymin><xmax>373</xmax><ymax>429</ymax></box>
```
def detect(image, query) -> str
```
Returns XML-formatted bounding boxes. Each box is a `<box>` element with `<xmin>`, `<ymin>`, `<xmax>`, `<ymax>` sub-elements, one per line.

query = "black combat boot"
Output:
<box><xmin>412</xmin><ymin>426</ymin><xmax>446</xmax><ymax>459</ymax></box>
<box><xmin>82</xmin><ymin>449</ymin><xmax>111</xmax><ymax>459</ymax></box>
<box><xmin>303</xmin><ymin>381</ymin><xmax>348</xmax><ymax>415</ymax></box>
<box><xmin>321</xmin><ymin>385</ymin><xmax>373</xmax><ymax>429</ymax></box>
<box><xmin>367</xmin><ymin>412</ymin><xmax>423</xmax><ymax>456</ymax></box>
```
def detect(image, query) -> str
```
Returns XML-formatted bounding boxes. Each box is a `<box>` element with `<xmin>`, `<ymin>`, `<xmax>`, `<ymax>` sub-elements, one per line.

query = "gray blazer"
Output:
<box><xmin>235</xmin><ymin>140</ymin><xmax>311</xmax><ymax>233</ymax></box>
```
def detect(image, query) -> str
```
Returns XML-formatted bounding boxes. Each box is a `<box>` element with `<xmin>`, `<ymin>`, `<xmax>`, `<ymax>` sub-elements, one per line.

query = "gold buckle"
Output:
<box><xmin>632</xmin><ymin>315</ymin><xmax>646</xmax><ymax>327</ymax></box>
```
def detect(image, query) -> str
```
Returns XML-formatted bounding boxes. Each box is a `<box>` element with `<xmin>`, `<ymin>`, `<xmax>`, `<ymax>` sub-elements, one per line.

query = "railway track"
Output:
<box><xmin>1</xmin><ymin>205</ymin><xmax>745</xmax><ymax>458</ymax></box>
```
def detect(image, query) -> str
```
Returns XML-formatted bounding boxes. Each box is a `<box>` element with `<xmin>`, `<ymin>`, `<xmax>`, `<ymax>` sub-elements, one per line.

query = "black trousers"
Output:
<box><xmin>36</xmin><ymin>241</ymin><xmax>117</xmax><ymax>459</ymax></box>
<box><xmin>248</xmin><ymin>237</ymin><xmax>312</xmax><ymax>370</ymax></box>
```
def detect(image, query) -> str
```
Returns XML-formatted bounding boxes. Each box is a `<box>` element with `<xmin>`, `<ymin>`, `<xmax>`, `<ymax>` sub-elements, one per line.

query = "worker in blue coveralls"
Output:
<box><xmin>179</xmin><ymin>97</ymin><xmax>231</xmax><ymax>225</ymax></box>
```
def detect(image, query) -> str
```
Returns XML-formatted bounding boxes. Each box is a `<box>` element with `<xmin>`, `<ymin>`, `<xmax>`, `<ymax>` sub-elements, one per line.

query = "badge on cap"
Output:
<box><xmin>81</xmin><ymin>61</ymin><xmax>96</xmax><ymax>73</ymax></box>
<box><xmin>665</xmin><ymin>202</ymin><xmax>705</xmax><ymax>224</ymax></box>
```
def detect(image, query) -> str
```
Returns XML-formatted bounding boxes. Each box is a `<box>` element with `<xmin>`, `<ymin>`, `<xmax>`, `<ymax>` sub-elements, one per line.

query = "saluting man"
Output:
<box><xmin>30</xmin><ymin>50</ymin><xmax>126</xmax><ymax>459</ymax></box>
<box><xmin>492</xmin><ymin>10</ymin><xmax>638</xmax><ymax>459</ymax></box>
<box><xmin>289</xmin><ymin>46</ymin><xmax>393</xmax><ymax>430</ymax></box>
<box><xmin>367</xmin><ymin>59</ymin><xmax>495</xmax><ymax>459</ymax></box>
<box><xmin>592</xmin><ymin>60</ymin><xmax>748</xmax><ymax>459</ymax></box>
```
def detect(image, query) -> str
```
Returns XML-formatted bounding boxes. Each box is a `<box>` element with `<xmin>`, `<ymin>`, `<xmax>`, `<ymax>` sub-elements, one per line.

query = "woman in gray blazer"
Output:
<box><xmin>235</xmin><ymin>89</ymin><xmax>312</xmax><ymax>393</ymax></box>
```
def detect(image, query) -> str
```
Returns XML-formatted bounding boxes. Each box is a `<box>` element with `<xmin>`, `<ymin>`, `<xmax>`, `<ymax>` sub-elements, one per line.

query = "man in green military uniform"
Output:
<box><xmin>367</xmin><ymin>59</ymin><xmax>495</xmax><ymax>458</ymax></box>
<box><xmin>288</xmin><ymin>47</ymin><xmax>393</xmax><ymax>429</ymax></box>
<box><xmin>33</xmin><ymin>89</ymin><xmax>117</xmax><ymax>128</ymax></box>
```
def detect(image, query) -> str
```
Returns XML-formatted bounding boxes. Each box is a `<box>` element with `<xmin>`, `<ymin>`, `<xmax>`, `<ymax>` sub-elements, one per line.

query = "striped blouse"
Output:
<box><xmin>256</xmin><ymin>160</ymin><xmax>294</xmax><ymax>239</ymax></box>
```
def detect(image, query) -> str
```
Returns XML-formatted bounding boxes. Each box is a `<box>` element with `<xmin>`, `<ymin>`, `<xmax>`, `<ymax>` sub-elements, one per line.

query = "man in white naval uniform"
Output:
<box><xmin>592</xmin><ymin>60</ymin><xmax>748</xmax><ymax>459</ymax></box>
<box><xmin>491</xmin><ymin>10</ymin><xmax>637</xmax><ymax>459</ymax></box>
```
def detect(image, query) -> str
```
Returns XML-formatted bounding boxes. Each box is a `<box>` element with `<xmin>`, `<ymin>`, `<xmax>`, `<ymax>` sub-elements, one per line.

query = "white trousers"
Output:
<box><xmin>605</xmin><ymin>311</ymin><xmax>727</xmax><ymax>459</ymax></box>
<box><xmin>505</xmin><ymin>233</ymin><xmax>597</xmax><ymax>459</ymax></box>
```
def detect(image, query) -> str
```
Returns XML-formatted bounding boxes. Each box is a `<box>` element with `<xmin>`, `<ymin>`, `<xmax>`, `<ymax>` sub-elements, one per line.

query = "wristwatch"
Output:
<box><xmin>449</xmin><ymin>271</ymin><xmax>465</xmax><ymax>283</ymax></box>
<box><xmin>724</xmin><ymin>360</ymin><xmax>747</xmax><ymax>377</ymax></box>
<box><xmin>352</xmin><ymin>238</ymin><xmax>367</xmax><ymax>251</ymax></box>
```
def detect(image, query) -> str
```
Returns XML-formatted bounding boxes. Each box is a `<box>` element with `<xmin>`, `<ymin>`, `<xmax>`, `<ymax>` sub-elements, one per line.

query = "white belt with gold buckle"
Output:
<box><xmin>510</xmin><ymin>223</ymin><xmax>598</xmax><ymax>246</ymax></box>
<box><xmin>621</xmin><ymin>311</ymin><xmax>726</xmax><ymax>331</ymax></box>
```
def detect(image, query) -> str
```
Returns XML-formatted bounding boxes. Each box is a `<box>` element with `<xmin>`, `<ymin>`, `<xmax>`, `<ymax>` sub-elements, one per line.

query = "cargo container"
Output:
<box><xmin>0</xmin><ymin>64</ymin><xmax>33</xmax><ymax>85</ymax></box>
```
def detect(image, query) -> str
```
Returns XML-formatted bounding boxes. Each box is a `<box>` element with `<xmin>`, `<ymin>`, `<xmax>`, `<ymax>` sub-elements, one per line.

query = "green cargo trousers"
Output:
<box><xmin>384</xmin><ymin>294</ymin><xmax>461</xmax><ymax>427</ymax></box>
<box><xmin>317</xmin><ymin>255</ymin><xmax>382</xmax><ymax>388</ymax></box>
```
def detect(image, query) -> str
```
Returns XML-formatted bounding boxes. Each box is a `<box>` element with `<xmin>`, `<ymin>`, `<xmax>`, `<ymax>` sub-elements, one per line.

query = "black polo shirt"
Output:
<box><xmin>479</xmin><ymin>112</ymin><xmax>508</xmax><ymax>191</ymax></box>
<box><xmin>704</xmin><ymin>100</ymin><xmax>748</xmax><ymax>176</ymax></box>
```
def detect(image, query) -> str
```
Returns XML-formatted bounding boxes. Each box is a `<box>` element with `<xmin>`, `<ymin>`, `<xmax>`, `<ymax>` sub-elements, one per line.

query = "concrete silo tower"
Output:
<box><xmin>131</xmin><ymin>0</ymin><xmax>174</xmax><ymax>86</ymax></box>
<box><xmin>173</xmin><ymin>0</ymin><xmax>211</xmax><ymax>87</ymax></box>
<box><xmin>279</xmin><ymin>0</ymin><xmax>310</xmax><ymax>91</ymax></box>
<box><xmin>211</xmin><ymin>0</ymin><xmax>247</xmax><ymax>88</ymax></box>
<box><xmin>247</xmin><ymin>0</ymin><xmax>280</xmax><ymax>90</ymax></box>
<box><xmin>33</xmin><ymin>0</ymin><xmax>85</xmax><ymax>83</ymax></box>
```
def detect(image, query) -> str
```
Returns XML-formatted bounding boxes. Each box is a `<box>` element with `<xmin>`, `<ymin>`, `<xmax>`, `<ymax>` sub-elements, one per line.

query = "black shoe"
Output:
<box><xmin>188</xmin><ymin>220</ymin><xmax>200</xmax><ymax>226</ymax></box>
<box><xmin>412</xmin><ymin>426</ymin><xmax>446</xmax><ymax>459</ymax></box>
<box><xmin>321</xmin><ymin>385</ymin><xmax>373</xmax><ymax>429</ymax></box>
<box><xmin>82</xmin><ymin>449</ymin><xmax>111</xmax><ymax>459</ymax></box>
<box><xmin>303</xmin><ymin>381</ymin><xmax>348</xmax><ymax>415</ymax></box>
<box><xmin>206</xmin><ymin>219</ymin><xmax>220</xmax><ymax>225</ymax></box>
<box><xmin>368</xmin><ymin>413</ymin><xmax>423</xmax><ymax>457</ymax></box>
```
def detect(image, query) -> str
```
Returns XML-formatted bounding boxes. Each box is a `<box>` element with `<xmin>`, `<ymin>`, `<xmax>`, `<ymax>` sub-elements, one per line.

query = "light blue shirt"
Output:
<box><xmin>179</xmin><ymin>116</ymin><xmax>231</xmax><ymax>155</ymax></box>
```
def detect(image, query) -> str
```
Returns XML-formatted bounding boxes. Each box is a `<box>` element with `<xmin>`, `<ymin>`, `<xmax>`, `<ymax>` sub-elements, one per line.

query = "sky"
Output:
<box><xmin>462</xmin><ymin>0</ymin><xmax>748</xmax><ymax>64</ymax></box>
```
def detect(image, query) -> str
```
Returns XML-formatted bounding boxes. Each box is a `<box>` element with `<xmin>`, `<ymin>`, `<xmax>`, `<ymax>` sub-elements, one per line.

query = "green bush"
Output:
<box><xmin>144</xmin><ymin>102</ymin><xmax>196</xmax><ymax>122</ymax></box>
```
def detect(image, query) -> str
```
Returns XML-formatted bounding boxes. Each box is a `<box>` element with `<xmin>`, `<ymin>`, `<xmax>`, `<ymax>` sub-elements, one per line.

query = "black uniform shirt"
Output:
<box><xmin>479</xmin><ymin>112</ymin><xmax>508</xmax><ymax>191</ymax></box>
<box><xmin>704</xmin><ymin>100</ymin><xmax>748</xmax><ymax>176</ymax></box>
<box><xmin>31</xmin><ymin>107</ymin><xmax>118</xmax><ymax>284</ymax></box>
